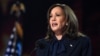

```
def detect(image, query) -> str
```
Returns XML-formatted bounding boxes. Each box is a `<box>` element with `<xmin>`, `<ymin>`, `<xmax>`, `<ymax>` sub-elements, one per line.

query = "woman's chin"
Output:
<box><xmin>51</xmin><ymin>28</ymin><xmax>59</xmax><ymax>32</ymax></box>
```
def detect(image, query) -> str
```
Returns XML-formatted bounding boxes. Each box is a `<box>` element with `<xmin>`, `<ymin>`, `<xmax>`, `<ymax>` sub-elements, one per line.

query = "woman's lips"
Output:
<box><xmin>52</xmin><ymin>23</ymin><xmax>58</xmax><ymax>27</ymax></box>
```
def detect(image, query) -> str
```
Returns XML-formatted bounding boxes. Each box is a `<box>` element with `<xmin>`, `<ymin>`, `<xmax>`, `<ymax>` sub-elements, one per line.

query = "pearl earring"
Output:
<box><xmin>66</xmin><ymin>23</ymin><xmax>68</xmax><ymax>26</ymax></box>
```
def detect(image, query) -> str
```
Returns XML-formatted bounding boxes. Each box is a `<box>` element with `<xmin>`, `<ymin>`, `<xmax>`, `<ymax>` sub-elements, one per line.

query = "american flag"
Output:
<box><xmin>4</xmin><ymin>26</ymin><xmax>22</xmax><ymax>56</ymax></box>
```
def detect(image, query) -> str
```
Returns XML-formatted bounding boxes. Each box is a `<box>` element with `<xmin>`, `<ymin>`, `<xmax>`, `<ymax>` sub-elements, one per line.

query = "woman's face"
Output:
<box><xmin>49</xmin><ymin>6</ymin><xmax>67</xmax><ymax>34</ymax></box>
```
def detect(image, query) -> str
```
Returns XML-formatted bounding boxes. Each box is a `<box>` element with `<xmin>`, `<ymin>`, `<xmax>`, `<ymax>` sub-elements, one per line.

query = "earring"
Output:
<box><xmin>66</xmin><ymin>23</ymin><xmax>68</xmax><ymax>26</ymax></box>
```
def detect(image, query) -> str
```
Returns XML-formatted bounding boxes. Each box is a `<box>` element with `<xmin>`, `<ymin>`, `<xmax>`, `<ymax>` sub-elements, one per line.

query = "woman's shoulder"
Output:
<box><xmin>34</xmin><ymin>38</ymin><xmax>50</xmax><ymax>52</ymax></box>
<box><xmin>80</xmin><ymin>34</ymin><xmax>90</xmax><ymax>40</ymax></box>
<box><xmin>77</xmin><ymin>33</ymin><xmax>91</xmax><ymax>47</ymax></box>
<box><xmin>35</xmin><ymin>38</ymin><xmax>49</xmax><ymax>47</ymax></box>
<box><xmin>77</xmin><ymin>32</ymin><xmax>91</xmax><ymax>42</ymax></box>
<box><xmin>79</xmin><ymin>36</ymin><xmax>91</xmax><ymax>43</ymax></box>
<box><xmin>76</xmin><ymin>34</ymin><xmax>92</xmax><ymax>52</ymax></box>
<box><xmin>35</xmin><ymin>38</ymin><xmax>48</xmax><ymax>44</ymax></box>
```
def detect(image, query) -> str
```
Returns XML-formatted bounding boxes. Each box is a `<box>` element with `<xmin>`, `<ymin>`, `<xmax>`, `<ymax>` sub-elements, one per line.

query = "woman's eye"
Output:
<box><xmin>56</xmin><ymin>14</ymin><xmax>60</xmax><ymax>16</ymax></box>
<box><xmin>49</xmin><ymin>15</ymin><xmax>52</xmax><ymax>18</ymax></box>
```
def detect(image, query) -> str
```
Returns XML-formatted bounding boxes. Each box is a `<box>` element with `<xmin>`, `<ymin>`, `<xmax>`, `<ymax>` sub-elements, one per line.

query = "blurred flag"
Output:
<box><xmin>4</xmin><ymin>1</ymin><xmax>25</xmax><ymax>56</ymax></box>
<box><xmin>4</xmin><ymin>26</ymin><xmax>22</xmax><ymax>56</ymax></box>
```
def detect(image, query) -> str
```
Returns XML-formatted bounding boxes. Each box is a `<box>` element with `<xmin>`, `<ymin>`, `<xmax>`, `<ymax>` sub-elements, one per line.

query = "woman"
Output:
<box><xmin>33</xmin><ymin>3</ymin><xmax>91</xmax><ymax>56</ymax></box>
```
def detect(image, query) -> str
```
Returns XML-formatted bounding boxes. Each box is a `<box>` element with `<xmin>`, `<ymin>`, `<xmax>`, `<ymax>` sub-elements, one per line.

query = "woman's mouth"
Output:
<box><xmin>52</xmin><ymin>23</ymin><xmax>58</xmax><ymax>27</ymax></box>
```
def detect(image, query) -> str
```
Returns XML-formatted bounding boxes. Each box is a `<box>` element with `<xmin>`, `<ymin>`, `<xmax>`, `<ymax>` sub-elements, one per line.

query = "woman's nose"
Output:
<box><xmin>52</xmin><ymin>16</ymin><xmax>56</xmax><ymax>21</ymax></box>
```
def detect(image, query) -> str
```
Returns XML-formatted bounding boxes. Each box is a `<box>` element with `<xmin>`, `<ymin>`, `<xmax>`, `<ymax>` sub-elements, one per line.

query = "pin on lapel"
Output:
<box><xmin>70</xmin><ymin>44</ymin><xmax>73</xmax><ymax>47</ymax></box>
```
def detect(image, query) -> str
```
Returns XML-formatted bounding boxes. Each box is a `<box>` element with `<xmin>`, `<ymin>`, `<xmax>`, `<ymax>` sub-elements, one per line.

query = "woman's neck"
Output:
<box><xmin>55</xmin><ymin>32</ymin><xmax>63</xmax><ymax>40</ymax></box>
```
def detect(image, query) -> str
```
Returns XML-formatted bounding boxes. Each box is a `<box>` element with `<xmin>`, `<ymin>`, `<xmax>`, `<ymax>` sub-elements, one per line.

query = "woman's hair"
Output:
<box><xmin>45</xmin><ymin>3</ymin><xmax>83</xmax><ymax>40</ymax></box>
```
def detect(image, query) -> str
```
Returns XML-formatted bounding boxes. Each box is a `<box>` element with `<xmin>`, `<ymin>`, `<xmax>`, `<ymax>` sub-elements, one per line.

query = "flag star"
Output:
<box><xmin>13</xmin><ymin>27</ymin><xmax>16</xmax><ymax>32</ymax></box>
<box><xmin>13</xmin><ymin>42</ymin><xmax>16</xmax><ymax>46</ymax></box>
<box><xmin>70</xmin><ymin>44</ymin><xmax>73</xmax><ymax>47</ymax></box>
<box><xmin>11</xmin><ymin>48</ymin><xmax>15</xmax><ymax>53</ymax></box>
<box><xmin>5</xmin><ymin>54</ymin><xmax>8</xmax><ymax>56</ymax></box>
<box><xmin>6</xmin><ymin>48</ymin><xmax>10</xmax><ymax>52</ymax></box>
<box><xmin>10</xmin><ymin>34</ymin><xmax>14</xmax><ymax>39</ymax></box>
<box><xmin>8</xmin><ymin>41</ymin><xmax>12</xmax><ymax>45</ymax></box>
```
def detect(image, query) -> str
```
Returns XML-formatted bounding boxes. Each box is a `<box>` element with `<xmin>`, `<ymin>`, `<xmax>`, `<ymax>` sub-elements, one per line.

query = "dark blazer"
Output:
<box><xmin>32</xmin><ymin>36</ymin><xmax>92</xmax><ymax>56</ymax></box>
